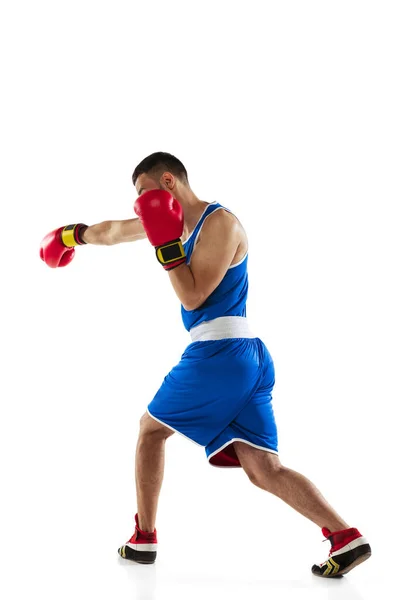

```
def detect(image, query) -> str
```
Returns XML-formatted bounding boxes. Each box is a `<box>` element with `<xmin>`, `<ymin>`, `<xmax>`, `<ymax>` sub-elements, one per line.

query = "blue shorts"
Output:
<box><xmin>147</xmin><ymin>337</ymin><xmax>278</xmax><ymax>467</ymax></box>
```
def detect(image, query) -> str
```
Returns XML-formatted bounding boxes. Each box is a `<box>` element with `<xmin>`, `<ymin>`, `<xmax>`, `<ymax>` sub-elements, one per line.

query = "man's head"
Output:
<box><xmin>132</xmin><ymin>152</ymin><xmax>189</xmax><ymax>197</ymax></box>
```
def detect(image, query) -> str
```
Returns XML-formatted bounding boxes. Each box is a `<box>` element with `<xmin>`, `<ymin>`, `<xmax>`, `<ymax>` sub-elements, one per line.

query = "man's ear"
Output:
<box><xmin>160</xmin><ymin>172</ymin><xmax>175</xmax><ymax>191</ymax></box>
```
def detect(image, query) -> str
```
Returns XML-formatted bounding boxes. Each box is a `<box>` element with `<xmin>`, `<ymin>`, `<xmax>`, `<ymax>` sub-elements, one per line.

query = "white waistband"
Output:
<box><xmin>189</xmin><ymin>316</ymin><xmax>255</xmax><ymax>342</ymax></box>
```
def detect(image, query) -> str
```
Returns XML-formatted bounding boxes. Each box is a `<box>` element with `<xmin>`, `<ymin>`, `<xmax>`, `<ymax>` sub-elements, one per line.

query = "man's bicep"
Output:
<box><xmin>189</xmin><ymin>213</ymin><xmax>239</xmax><ymax>303</ymax></box>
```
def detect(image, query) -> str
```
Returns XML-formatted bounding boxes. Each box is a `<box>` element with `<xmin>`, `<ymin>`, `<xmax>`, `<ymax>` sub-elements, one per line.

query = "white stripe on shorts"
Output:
<box><xmin>189</xmin><ymin>316</ymin><xmax>256</xmax><ymax>342</ymax></box>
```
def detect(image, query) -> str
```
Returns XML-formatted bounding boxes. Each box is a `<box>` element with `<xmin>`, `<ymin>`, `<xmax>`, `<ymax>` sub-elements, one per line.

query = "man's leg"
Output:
<box><xmin>233</xmin><ymin>441</ymin><xmax>371</xmax><ymax>576</ymax></box>
<box><xmin>136</xmin><ymin>412</ymin><xmax>175</xmax><ymax>532</ymax></box>
<box><xmin>233</xmin><ymin>441</ymin><xmax>348</xmax><ymax>530</ymax></box>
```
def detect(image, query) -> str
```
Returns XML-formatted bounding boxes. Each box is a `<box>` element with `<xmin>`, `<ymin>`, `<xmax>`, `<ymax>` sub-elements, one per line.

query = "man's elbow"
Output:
<box><xmin>182</xmin><ymin>293</ymin><xmax>206</xmax><ymax>312</ymax></box>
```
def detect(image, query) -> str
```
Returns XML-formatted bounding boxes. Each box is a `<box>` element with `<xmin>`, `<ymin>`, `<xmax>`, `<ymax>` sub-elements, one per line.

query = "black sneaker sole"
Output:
<box><xmin>336</xmin><ymin>550</ymin><xmax>371</xmax><ymax>576</ymax></box>
<box><xmin>118</xmin><ymin>545</ymin><xmax>157</xmax><ymax>564</ymax></box>
<box><xmin>312</xmin><ymin>544</ymin><xmax>371</xmax><ymax>578</ymax></box>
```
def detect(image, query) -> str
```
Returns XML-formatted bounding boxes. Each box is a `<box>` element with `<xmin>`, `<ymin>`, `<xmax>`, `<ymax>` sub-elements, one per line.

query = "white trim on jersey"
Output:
<box><xmin>187</xmin><ymin>206</ymin><xmax>224</xmax><ymax>265</ymax></box>
<box><xmin>183</xmin><ymin>202</ymin><xmax>217</xmax><ymax>245</ymax></box>
<box><xmin>228</xmin><ymin>252</ymin><xmax>248</xmax><ymax>269</ymax></box>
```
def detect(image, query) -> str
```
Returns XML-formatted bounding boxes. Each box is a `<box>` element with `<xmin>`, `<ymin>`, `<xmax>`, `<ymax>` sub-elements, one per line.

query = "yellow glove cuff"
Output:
<box><xmin>61</xmin><ymin>224</ymin><xmax>88</xmax><ymax>247</ymax></box>
<box><xmin>155</xmin><ymin>239</ymin><xmax>186</xmax><ymax>266</ymax></box>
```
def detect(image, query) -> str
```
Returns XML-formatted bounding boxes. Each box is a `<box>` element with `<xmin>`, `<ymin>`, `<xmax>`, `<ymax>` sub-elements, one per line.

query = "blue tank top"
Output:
<box><xmin>181</xmin><ymin>203</ymin><xmax>248</xmax><ymax>331</ymax></box>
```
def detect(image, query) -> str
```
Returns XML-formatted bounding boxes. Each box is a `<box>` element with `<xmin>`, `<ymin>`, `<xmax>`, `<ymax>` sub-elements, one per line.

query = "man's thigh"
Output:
<box><xmin>233</xmin><ymin>440</ymin><xmax>282</xmax><ymax>476</ymax></box>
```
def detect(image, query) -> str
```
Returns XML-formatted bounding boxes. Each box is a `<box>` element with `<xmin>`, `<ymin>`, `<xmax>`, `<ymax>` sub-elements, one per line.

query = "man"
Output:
<box><xmin>40</xmin><ymin>151</ymin><xmax>371</xmax><ymax>577</ymax></box>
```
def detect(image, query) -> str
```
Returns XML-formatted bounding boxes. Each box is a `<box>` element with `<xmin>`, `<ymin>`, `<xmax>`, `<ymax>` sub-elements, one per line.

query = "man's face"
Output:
<box><xmin>135</xmin><ymin>173</ymin><xmax>161</xmax><ymax>197</ymax></box>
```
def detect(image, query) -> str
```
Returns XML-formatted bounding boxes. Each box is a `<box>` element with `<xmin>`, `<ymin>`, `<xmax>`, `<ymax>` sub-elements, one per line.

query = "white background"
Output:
<box><xmin>1</xmin><ymin>1</ymin><xmax>399</xmax><ymax>599</ymax></box>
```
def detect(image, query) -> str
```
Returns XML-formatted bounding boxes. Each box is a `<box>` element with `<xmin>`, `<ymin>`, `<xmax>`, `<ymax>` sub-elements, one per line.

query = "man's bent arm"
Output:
<box><xmin>82</xmin><ymin>218</ymin><xmax>147</xmax><ymax>245</ymax></box>
<box><xmin>168</xmin><ymin>210</ymin><xmax>240</xmax><ymax>311</ymax></box>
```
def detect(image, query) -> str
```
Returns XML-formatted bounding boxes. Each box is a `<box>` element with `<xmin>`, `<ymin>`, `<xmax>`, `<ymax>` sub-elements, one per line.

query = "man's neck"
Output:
<box><xmin>178</xmin><ymin>195</ymin><xmax>209</xmax><ymax>241</ymax></box>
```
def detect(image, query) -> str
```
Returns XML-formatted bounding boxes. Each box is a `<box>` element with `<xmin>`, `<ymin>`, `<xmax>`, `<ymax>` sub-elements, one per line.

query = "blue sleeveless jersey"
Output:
<box><xmin>181</xmin><ymin>203</ymin><xmax>248</xmax><ymax>331</ymax></box>
<box><xmin>149</xmin><ymin>202</ymin><xmax>279</xmax><ymax>466</ymax></box>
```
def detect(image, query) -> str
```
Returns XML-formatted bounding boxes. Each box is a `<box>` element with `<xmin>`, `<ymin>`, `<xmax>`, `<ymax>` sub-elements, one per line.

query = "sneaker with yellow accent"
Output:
<box><xmin>118</xmin><ymin>514</ymin><xmax>157</xmax><ymax>564</ymax></box>
<box><xmin>312</xmin><ymin>527</ymin><xmax>371</xmax><ymax>577</ymax></box>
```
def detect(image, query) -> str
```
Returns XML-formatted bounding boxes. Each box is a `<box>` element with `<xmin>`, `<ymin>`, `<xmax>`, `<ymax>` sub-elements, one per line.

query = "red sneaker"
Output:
<box><xmin>118</xmin><ymin>514</ymin><xmax>157</xmax><ymax>564</ymax></box>
<box><xmin>312</xmin><ymin>527</ymin><xmax>371</xmax><ymax>577</ymax></box>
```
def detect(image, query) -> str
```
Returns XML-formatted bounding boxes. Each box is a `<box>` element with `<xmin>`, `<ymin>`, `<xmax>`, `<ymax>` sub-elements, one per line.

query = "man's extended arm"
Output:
<box><xmin>40</xmin><ymin>217</ymin><xmax>146</xmax><ymax>268</ymax></box>
<box><xmin>82</xmin><ymin>218</ymin><xmax>146</xmax><ymax>245</ymax></box>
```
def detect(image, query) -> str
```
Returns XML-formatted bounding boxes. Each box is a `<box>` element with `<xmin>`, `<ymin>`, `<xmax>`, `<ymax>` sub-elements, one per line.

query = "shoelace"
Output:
<box><xmin>322</xmin><ymin>536</ymin><xmax>333</xmax><ymax>556</ymax></box>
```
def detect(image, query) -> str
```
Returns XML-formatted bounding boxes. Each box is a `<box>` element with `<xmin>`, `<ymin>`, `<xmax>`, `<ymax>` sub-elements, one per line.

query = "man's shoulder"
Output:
<box><xmin>205</xmin><ymin>204</ymin><xmax>238</xmax><ymax>225</ymax></box>
<box><xmin>199</xmin><ymin>205</ymin><xmax>245</xmax><ymax>245</ymax></box>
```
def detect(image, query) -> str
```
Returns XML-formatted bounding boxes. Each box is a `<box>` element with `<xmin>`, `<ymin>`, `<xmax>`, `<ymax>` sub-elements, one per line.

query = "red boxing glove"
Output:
<box><xmin>134</xmin><ymin>190</ymin><xmax>186</xmax><ymax>270</ymax></box>
<box><xmin>40</xmin><ymin>223</ymin><xmax>88</xmax><ymax>268</ymax></box>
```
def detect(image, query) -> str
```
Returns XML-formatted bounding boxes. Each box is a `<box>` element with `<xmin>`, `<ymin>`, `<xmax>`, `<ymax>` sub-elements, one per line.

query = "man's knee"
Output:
<box><xmin>234</xmin><ymin>442</ymin><xmax>283</xmax><ymax>488</ymax></box>
<box><xmin>139</xmin><ymin>412</ymin><xmax>174</xmax><ymax>440</ymax></box>
<box><xmin>246</xmin><ymin>462</ymin><xmax>285</xmax><ymax>490</ymax></box>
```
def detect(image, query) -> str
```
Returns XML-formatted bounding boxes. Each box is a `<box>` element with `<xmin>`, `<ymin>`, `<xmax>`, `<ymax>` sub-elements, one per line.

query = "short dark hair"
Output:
<box><xmin>132</xmin><ymin>152</ymin><xmax>189</xmax><ymax>186</ymax></box>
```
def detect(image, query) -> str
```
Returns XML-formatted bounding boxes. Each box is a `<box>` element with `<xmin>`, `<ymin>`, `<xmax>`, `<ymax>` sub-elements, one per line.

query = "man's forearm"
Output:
<box><xmin>81</xmin><ymin>221</ymin><xmax>113</xmax><ymax>245</ymax></box>
<box><xmin>168</xmin><ymin>264</ymin><xmax>204</xmax><ymax>311</ymax></box>
<box><xmin>82</xmin><ymin>218</ymin><xmax>147</xmax><ymax>245</ymax></box>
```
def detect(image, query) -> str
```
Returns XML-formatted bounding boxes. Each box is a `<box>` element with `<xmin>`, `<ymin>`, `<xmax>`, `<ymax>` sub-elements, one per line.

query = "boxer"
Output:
<box><xmin>40</xmin><ymin>152</ymin><xmax>371</xmax><ymax>577</ymax></box>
